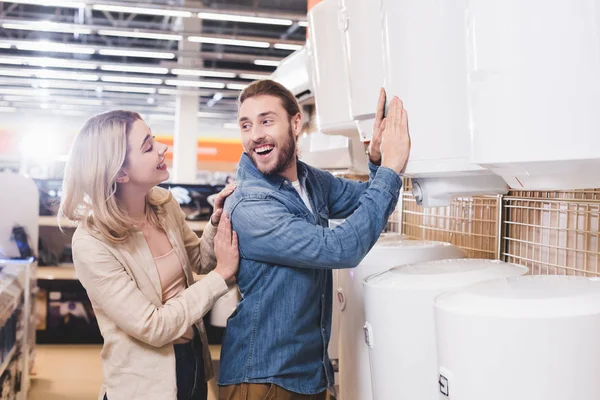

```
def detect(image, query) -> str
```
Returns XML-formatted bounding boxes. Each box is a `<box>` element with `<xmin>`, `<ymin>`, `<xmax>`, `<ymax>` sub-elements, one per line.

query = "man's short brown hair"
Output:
<box><xmin>239</xmin><ymin>79</ymin><xmax>301</xmax><ymax>119</ymax></box>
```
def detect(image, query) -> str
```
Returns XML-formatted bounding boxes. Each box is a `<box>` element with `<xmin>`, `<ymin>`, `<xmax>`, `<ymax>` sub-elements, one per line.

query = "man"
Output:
<box><xmin>219</xmin><ymin>79</ymin><xmax>410</xmax><ymax>399</ymax></box>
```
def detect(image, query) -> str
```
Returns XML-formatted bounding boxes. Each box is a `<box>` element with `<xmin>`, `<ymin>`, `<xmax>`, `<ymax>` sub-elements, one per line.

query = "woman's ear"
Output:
<box><xmin>115</xmin><ymin>168</ymin><xmax>129</xmax><ymax>184</ymax></box>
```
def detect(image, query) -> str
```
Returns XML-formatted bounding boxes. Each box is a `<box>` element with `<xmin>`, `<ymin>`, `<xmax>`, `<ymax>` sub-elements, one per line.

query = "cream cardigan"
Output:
<box><xmin>71</xmin><ymin>187</ymin><xmax>228</xmax><ymax>400</ymax></box>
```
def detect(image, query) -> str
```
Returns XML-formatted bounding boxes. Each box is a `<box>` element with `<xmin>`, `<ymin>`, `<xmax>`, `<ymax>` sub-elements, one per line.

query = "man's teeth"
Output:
<box><xmin>157</xmin><ymin>162</ymin><xmax>165</xmax><ymax>169</ymax></box>
<box><xmin>255</xmin><ymin>145</ymin><xmax>274</xmax><ymax>154</ymax></box>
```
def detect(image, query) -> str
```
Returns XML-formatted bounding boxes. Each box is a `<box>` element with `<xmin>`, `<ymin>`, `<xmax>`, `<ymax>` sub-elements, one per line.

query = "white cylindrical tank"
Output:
<box><xmin>339</xmin><ymin>0</ymin><xmax>385</xmax><ymax>142</ymax></box>
<box><xmin>435</xmin><ymin>275</ymin><xmax>600</xmax><ymax>400</ymax></box>
<box><xmin>468</xmin><ymin>0</ymin><xmax>600</xmax><ymax>190</ymax></box>
<box><xmin>363</xmin><ymin>259</ymin><xmax>528</xmax><ymax>400</ymax></box>
<box><xmin>338</xmin><ymin>240</ymin><xmax>466</xmax><ymax>400</ymax></box>
<box><xmin>380</xmin><ymin>0</ymin><xmax>507</xmax><ymax>206</ymax></box>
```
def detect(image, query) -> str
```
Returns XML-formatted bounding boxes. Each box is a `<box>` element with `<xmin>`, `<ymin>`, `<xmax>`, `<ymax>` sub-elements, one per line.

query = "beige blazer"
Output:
<box><xmin>71</xmin><ymin>187</ymin><xmax>228</xmax><ymax>400</ymax></box>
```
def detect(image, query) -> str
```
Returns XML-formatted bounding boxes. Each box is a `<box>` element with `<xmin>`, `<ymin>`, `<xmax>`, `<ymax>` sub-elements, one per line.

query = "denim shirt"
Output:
<box><xmin>218</xmin><ymin>153</ymin><xmax>402</xmax><ymax>394</ymax></box>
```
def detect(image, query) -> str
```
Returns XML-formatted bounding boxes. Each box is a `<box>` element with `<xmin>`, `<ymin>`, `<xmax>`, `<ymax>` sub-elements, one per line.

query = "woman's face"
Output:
<box><xmin>120</xmin><ymin>119</ymin><xmax>170</xmax><ymax>189</ymax></box>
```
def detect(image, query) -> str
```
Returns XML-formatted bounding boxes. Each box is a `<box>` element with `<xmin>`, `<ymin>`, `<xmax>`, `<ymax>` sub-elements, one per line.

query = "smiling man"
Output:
<box><xmin>218</xmin><ymin>80</ymin><xmax>410</xmax><ymax>400</ymax></box>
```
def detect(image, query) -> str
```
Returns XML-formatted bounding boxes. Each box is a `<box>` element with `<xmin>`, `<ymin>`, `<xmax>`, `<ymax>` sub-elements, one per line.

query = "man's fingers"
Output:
<box><xmin>374</xmin><ymin>87</ymin><xmax>386</xmax><ymax>123</ymax></box>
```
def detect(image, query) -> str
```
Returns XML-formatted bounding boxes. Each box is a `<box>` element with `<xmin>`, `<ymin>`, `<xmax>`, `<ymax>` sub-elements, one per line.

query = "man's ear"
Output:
<box><xmin>115</xmin><ymin>168</ymin><xmax>129</xmax><ymax>184</ymax></box>
<box><xmin>292</xmin><ymin>113</ymin><xmax>303</xmax><ymax>136</ymax></box>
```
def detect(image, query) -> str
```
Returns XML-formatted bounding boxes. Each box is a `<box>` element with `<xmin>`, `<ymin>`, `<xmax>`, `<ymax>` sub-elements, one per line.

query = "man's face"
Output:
<box><xmin>238</xmin><ymin>94</ymin><xmax>300</xmax><ymax>176</ymax></box>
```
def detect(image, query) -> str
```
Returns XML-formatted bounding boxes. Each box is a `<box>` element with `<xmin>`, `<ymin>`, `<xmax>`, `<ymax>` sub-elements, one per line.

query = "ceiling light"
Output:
<box><xmin>34</xmin><ymin>70</ymin><xmax>99</xmax><ymax>81</ymax></box>
<box><xmin>197</xmin><ymin>12</ymin><xmax>293</xmax><ymax>26</ymax></box>
<box><xmin>0</xmin><ymin>69</ymin><xmax>33</xmax><ymax>77</ymax></box>
<box><xmin>0</xmin><ymin>107</ymin><xmax>17</xmax><ymax>113</ymax></box>
<box><xmin>0</xmin><ymin>88</ymin><xmax>37</xmax><ymax>96</ymax></box>
<box><xmin>170</xmin><ymin>68</ymin><xmax>236</xmax><ymax>78</ymax></box>
<box><xmin>297</xmin><ymin>21</ymin><xmax>309</xmax><ymax>27</ymax></box>
<box><xmin>15</xmin><ymin>41</ymin><xmax>95</xmax><ymax>55</ymax></box>
<box><xmin>99</xmin><ymin>49</ymin><xmax>175</xmax><ymax>59</ymax></box>
<box><xmin>0</xmin><ymin>43</ymin><xmax>11</xmax><ymax>49</ymax></box>
<box><xmin>254</xmin><ymin>59</ymin><xmax>280</xmax><ymax>67</ymax></box>
<box><xmin>92</xmin><ymin>5</ymin><xmax>193</xmax><ymax>18</ymax></box>
<box><xmin>165</xmin><ymin>79</ymin><xmax>225</xmax><ymax>89</ymax></box>
<box><xmin>197</xmin><ymin>111</ymin><xmax>232</xmax><ymax>119</ymax></box>
<box><xmin>97</xmin><ymin>30</ymin><xmax>183</xmax><ymax>41</ymax></box>
<box><xmin>2</xmin><ymin>21</ymin><xmax>92</xmax><ymax>35</ymax></box>
<box><xmin>27</xmin><ymin>57</ymin><xmax>97</xmax><ymax>69</ymax></box>
<box><xmin>100</xmin><ymin>64</ymin><xmax>169</xmax><ymax>74</ymax></box>
<box><xmin>226</xmin><ymin>83</ymin><xmax>248</xmax><ymax>91</ymax></box>
<box><xmin>188</xmin><ymin>36</ymin><xmax>270</xmax><ymax>49</ymax></box>
<box><xmin>0</xmin><ymin>57</ymin><xmax>24</xmax><ymax>65</ymax></box>
<box><xmin>6</xmin><ymin>1</ymin><xmax>84</xmax><ymax>8</ymax></box>
<box><xmin>273</xmin><ymin>43</ymin><xmax>303</xmax><ymax>51</ymax></box>
<box><xmin>238</xmin><ymin>73</ymin><xmax>269</xmax><ymax>80</ymax></box>
<box><xmin>101</xmin><ymin>76</ymin><xmax>163</xmax><ymax>85</ymax></box>
<box><xmin>102</xmin><ymin>85</ymin><xmax>157</xmax><ymax>94</ymax></box>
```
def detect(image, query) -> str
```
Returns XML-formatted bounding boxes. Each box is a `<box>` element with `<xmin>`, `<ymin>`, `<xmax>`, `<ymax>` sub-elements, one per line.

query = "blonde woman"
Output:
<box><xmin>59</xmin><ymin>110</ymin><xmax>239</xmax><ymax>400</ymax></box>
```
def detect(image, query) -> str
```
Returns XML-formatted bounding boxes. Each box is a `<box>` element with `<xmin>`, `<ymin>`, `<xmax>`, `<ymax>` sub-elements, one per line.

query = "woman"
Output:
<box><xmin>59</xmin><ymin>110</ymin><xmax>239</xmax><ymax>400</ymax></box>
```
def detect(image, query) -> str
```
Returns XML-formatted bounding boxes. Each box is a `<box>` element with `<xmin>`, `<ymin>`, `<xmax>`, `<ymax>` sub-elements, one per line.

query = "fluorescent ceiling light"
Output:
<box><xmin>0</xmin><ymin>69</ymin><xmax>34</xmax><ymax>77</ymax></box>
<box><xmin>171</xmin><ymin>68</ymin><xmax>236</xmax><ymax>78</ymax></box>
<box><xmin>238</xmin><ymin>73</ymin><xmax>269</xmax><ymax>80</ymax></box>
<box><xmin>0</xmin><ymin>88</ymin><xmax>37</xmax><ymax>96</ymax></box>
<box><xmin>165</xmin><ymin>79</ymin><xmax>225</xmax><ymax>89</ymax></box>
<box><xmin>100</xmin><ymin>64</ymin><xmax>169</xmax><ymax>74</ymax></box>
<box><xmin>188</xmin><ymin>36</ymin><xmax>270</xmax><ymax>49</ymax></box>
<box><xmin>99</xmin><ymin>49</ymin><xmax>175</xmax><ymax>59</ymax></box>
<box><xmin>0</xmin><ymin>107</ymin><xmax>17</xmax><ymax>113</ymax></box>
<box><xmin>197</xmin><ymin>12</ymin><xmax>292</xmax><ymax>26</ymax></box>
<box><xmin>97</xmin><ymin>30</ymin><xmax>183</xmax><ymax>41</ymax></box>
<box><xmin>37</xmin><ymin>80</ymin><xmax>96</xmax><ymax>90</ymax></box>
<box><xmin>297</xmin><ymin>21</ymin><xmax>309</xmax><ymax>27</ymax></box>
<box><xmin>92</xmin><ymin>5</ymin><xmax>193</xmax><ymax>18</ymax></box>
<box><xmin>0</xmin><ymin>43</ymin><xmax>11</xmax><ymax>49</ymax></box>
<box><xmin>2</xmin><ymin>21</ymin><xmax>92</xmax><ymax>35</ymax></box>
<box><xmin>28</xmin><ymin>57</ymin><xmax>97</xmax><ymax>69</ymax></box>
<box><xmin>197</xmin><ymin>111</ymin><xmax>232</xmax><ymax>119</ymax></box>
<box><xmin>102</xmin><ymin>85</ymin><xmax>157</xmax><ymax>94</ymax></box>
<box><xmin>0</xmin><ymin>57</ymin><xmax>24</xmax><ymax>65</ymax></box>
<box><xmin>226</xmin><ymin>83</ymin><xmax>248</xmax><ymax>91</ymax></box>
<box><xmin>34</xmin><ymin>70</ymin><xmax>99</xmax><ymax>81</ymax></box>
<box><xmin>254</xmin><ymin>59</ymin><xmax>280</xmax><ymax>67</ymax></box>
<box><xmin>101</xmin><ymin>76</ymin><xmax>163</xmax><ymax>85</ymax></box>
<box><xmin>6</xmin><ymin>1</ymin><xmax>84</xmax><ymax>8</ymax></box>
<box><xmin>273</xmin><ymin>43</ymin><xmax>303</xmax><ymax>51</ymax></box>
<box><xmin>15</xmin><ymin>41</ymin><xmax>95</xmax><ymax>55</ymax></box>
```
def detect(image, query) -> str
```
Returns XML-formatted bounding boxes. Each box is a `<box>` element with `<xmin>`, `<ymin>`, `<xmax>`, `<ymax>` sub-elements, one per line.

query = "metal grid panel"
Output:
<box><xmin>502</xmin><ymin>195</ymin><xmax>600</xmax><ymax>276</ymax></box>
<box><xmin>401</xmin><ymin>180</ymin><xmax>500</xmax><ymax>259</ymax></box>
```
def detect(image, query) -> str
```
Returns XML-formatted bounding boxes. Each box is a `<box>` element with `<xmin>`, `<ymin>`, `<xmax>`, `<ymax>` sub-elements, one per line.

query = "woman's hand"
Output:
<box><xmin>213</xmin><ymin>212</ymin><xmax>239</xmax><ymax>283</ymax></box>
<box><xmin>210</xmin><ymin>184</ymin><xmax>236</xmax><ymax>226</ymax></box>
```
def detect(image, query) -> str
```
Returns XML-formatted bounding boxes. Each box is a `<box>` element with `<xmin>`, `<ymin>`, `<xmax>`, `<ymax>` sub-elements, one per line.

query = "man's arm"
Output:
<box><xmin>231</xmin><ymin>167</ymin><xmax>401</xmax><ymax>270</ymax></box>
<box><xmin>322</xmin><ymin>162</ymin><xmax>380</xmax><ymax>219</ymax></box>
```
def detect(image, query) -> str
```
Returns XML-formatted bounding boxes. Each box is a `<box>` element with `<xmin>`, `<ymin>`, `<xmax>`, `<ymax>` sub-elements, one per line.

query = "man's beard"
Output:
<box><xmin>253</xmin><ymin>125</ymin><xmax>296</xmax><ymax>176</ymax></box>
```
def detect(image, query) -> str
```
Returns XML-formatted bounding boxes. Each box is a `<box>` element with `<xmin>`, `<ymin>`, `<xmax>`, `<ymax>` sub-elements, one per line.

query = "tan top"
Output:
<box><xmin>154</xmin><ymin>249</ymin><xmax>193</xmax><ymax>342</ymax></box>
<box><xmin>71</xmin><ymin>187</ymin><xmax>227</xmax><ymax>400</ymax></box>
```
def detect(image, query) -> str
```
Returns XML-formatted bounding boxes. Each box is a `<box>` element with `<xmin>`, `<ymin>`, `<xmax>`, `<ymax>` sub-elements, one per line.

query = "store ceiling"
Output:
<box><xmin>0</xmin><ymin>0</ymin><xmax>307</xmax><ymax>125</ymax></box>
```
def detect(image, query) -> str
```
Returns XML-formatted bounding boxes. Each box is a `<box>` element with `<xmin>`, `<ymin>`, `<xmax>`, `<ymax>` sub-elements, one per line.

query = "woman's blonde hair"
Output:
<box><xmin>59</xmin><ymin>110</ymin><xmax>171</xmax><ymax>243</ymax></box>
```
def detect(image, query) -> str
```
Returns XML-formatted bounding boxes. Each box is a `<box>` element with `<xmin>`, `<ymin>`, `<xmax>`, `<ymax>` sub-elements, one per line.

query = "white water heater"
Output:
<box><xmin>339</xmin><ymin>0</ymin><xmax>385</xmax><ymax>142</ymax></box>
<box><xmin>363</xmin><ymin>259</ymin><xmax>528</xmax><ymax>400</ymax></box>
<box><xmin>435</xmin><ymin>275</ymin><xmax>600</xmax><ymax>400</ymax></box>
<box><xmin>269</xmin><ymin>45</ymin><xmax>313</xmax><ymax>104</ymax></box>
<box><xmin>308</xmin><ymin>0</ymin><xmax>356</xmax><ymax>137</ymax></box>
<box><xmin>467</xmin><ymin>0</ymin><xmax>600</xmax><ymax>190</ymax></box>
<box><xmin>380</xmin><ymin>0</ymin><xmax>508</xmax><ymax>207</ymax></box>
<box><xmin>337</xmin><ymin>240</ymin><xmax>465</xmax><ymax>400</ymax></box>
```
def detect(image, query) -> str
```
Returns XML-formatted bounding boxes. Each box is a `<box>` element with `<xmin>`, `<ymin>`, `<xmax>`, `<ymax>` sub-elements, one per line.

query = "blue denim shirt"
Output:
<box><xmin>218</xmin><ymin>153</ymin><xmax>402</xmax><ymax>394</ymax></box>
